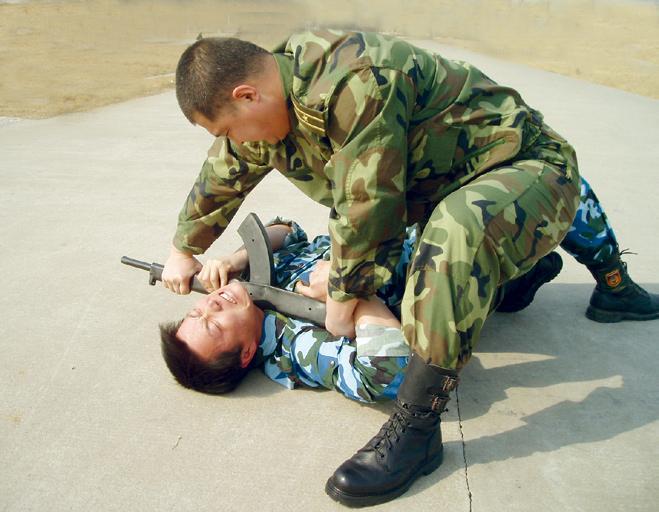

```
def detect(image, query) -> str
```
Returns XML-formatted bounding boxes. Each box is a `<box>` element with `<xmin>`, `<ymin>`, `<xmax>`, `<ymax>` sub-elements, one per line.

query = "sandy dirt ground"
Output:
<box><xmin>1</xmin><ymin>0</ymin><xmax>658</xmax><ymax>119</ymax></box>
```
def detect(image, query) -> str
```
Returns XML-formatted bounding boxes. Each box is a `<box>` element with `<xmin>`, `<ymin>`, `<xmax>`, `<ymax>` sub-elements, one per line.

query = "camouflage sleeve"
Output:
<box><xmin>173</xmin><ymin>138</ymin><xmax>272</xmax><ymax>254</ymax></box>
<box><xmin>325</xmin><ymin>68</ymin><xmax>414</xmax><ymax>301</ymax></box>
<box><xmin>375</xmin><ymin>226</ymin><xmax>418</xmax><ymax>308</ymax></box>
<box><xmin>288</xmin><ymin>320</ymin><xmax>407</xmax><ymax>403</ymax></box>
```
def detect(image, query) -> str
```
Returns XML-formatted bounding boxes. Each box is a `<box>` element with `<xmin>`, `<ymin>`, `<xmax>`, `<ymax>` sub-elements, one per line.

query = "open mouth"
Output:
<box><xmin>218</xmin><ymin>290</ymin><xmax>237</xmax><ymax>304</ymax></box>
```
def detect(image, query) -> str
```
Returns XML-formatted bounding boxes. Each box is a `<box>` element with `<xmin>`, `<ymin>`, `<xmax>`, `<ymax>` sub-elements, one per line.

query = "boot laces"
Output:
<box><xmin>372</xmin><ymin>407</ymin><xmax>410</xmax><ymax>458</ymax></box>
<box><xmin>619</xmin><ymin>248</ymin><xmax>637</xmax><ymax>257</ymax></box>
<box><xmin>615</xmin><ymin>250</ymin><xmax>646</xmax><ymax>295</ymax></box>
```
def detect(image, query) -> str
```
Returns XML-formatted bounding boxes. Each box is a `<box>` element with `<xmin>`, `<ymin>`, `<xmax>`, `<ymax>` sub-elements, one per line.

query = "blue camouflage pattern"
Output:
<box><xmin>560</xmin><ymin>177</ymin><xmax>618</xmax><ymax>266</ymax></box>
<box><xmin>252</xmin><ymin>219</ymin><xmax>416</xmax><ymax>402</ymax></box>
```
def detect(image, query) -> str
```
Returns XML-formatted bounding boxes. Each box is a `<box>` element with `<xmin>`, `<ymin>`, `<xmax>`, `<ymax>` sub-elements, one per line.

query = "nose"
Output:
<box><xmin>203</xmin><ymin>295</ymin><xmax>223</xmax><ymax>313</ymax></box>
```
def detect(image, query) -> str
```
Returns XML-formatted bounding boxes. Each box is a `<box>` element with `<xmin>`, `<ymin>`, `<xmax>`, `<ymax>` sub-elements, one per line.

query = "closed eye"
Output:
<box><xmin>187</xmin><ymin>309</ymin><xmax>221</xmax><ymax>334</ymax></box>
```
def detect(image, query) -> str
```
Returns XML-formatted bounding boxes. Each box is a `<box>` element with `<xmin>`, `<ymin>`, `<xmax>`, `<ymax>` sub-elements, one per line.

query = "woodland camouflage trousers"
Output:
<box><xmin>401</xmin><ymin>125</ymin><xmax>580</xmax><ymax>370</ymax></box>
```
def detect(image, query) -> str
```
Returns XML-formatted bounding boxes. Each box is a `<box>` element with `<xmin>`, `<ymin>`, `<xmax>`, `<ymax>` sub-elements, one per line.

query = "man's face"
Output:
<box><xmin>177</xmin><ymin>281</ymin><xmax>263</xmax><ymax>366</ymax></box>
<box><xmin>193</xmin><ymin>85</ymin><xmax>291</xmax><ymax>145</ymax></box>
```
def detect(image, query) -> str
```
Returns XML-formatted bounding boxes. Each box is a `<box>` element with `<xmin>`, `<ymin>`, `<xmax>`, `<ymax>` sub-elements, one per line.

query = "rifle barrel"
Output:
<box><xmin>120</xmin><ymin>256</ymin><xmax>151</xmax><ymax>271</ymax></box>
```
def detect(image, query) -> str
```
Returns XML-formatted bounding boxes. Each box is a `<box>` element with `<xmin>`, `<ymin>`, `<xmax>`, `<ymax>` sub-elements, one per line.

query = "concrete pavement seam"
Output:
<box><xmin>455</xmin><ymin>389</ymin><xmax>473</xmax><ymax>512</ymax></box>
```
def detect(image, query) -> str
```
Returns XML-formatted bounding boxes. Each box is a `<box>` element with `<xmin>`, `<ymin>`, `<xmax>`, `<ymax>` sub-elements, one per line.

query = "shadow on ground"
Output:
<box><xmin>353</xmin><ymin>282</ymin><xmax>659</xmax><ymax>498</ymax></box>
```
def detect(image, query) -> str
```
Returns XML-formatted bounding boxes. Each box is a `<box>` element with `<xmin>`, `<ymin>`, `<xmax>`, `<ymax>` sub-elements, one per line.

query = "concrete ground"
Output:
<box><xmin>1</xmin><ymin>41</ymin><xmax>657</xmax><ymax>512</ymax></box>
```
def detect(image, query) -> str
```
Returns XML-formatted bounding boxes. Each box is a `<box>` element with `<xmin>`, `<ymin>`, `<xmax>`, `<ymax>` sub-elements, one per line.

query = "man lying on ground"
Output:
<box><xmin>160</xmin><ymin>218</ymin><xmax>413</xmax><ymax>400</ymax></box>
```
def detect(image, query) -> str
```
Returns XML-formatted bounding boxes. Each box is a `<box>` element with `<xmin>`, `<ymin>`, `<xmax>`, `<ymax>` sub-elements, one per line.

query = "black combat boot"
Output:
<box><xmin>496</xmin><ymin>251</ymin><xmax>563</xmax><ymax>313</ymax></box>
<box><xmin>325</xmin><ymin>353</ymin><xmax>458</xmax><ymax>507</ymax></box>
<box><xmin>586</xmin><ymin>254</ymin><xmax>659</xmax><ymax>322</ymax></box>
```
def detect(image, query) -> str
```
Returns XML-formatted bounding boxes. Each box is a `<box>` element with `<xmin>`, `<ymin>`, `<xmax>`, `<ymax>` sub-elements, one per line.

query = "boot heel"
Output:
<box><xmin>586</xmin><ymin>305</ymin><xmax>622</xmax><ymax>323</ymax></box>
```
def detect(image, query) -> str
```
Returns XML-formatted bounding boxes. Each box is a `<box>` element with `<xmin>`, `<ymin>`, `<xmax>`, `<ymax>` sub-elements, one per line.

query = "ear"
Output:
<box><xmin>239</xmin><ymin>340</ymin><xmax>258</xmax><ymax>369</ymax></box>
<box><xmin>231</xmin><ymin>84</ymin><xmax>259</xmax><ymax>103</ymax></box>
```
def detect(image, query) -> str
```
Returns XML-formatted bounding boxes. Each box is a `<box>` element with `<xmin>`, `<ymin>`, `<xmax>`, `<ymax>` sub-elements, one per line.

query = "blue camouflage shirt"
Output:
<box><xmin>252</xmin><ymin>219</ymin><xmax>416</xmax><ymax>403</ymax></box>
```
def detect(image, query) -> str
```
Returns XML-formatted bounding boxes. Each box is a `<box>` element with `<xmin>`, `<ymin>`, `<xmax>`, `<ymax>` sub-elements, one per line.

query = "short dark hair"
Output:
<box><xmin>159</xmin><ymin>320</ymin><xmax>251</xmax><ymax>394</ymax></box>
<box><xmin>175</xmin><ymin>37</ymin><xmax>270</xmax><ymax>123</ymax></box>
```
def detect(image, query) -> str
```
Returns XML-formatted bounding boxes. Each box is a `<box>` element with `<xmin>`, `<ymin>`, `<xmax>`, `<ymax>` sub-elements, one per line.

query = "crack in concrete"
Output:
<box><xmin>456</xmin><ymin>389</ymin><xmax>473</xmax><ymax>512</ymax></box>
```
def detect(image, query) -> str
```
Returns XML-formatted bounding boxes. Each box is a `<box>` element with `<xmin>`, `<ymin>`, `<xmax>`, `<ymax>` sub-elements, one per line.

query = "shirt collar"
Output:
<box><xmin>252</xmin><ymin>310</ymin><xmax>283</xmax><ymax>367</ymax></box>
<box><xmin>273</xmin><ymin>53</ymin><xmax>293</xmax><ymax>102</ymax></box>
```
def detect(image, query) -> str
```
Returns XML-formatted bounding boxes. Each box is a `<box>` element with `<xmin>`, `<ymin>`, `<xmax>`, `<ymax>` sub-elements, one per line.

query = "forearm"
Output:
<box><xmin>174</xmin><ymin>139</ymin><xmax>272</xmax><ymax>254</ymax></box>
<box><xmin>325</xmin><ymin>296</ymin><xmax>358</xmax><ymax>338</ymax></box>
<box><xmin>169</xmin><ymin>244</ymin><xmax>193</xmax><ymax>258</ymax></box>
<box><xmin>173</xmin><ymin>189</ymin><xmax>245</xmax><ymax>255</ymax></box>
<box><xmin>353</xmin><ymin>296</ymin><xmax>401</xmax><ymax>329</ymax></box>
<box><xmin>325</xmin><ymin>294</ymin><xmax>399</xmax><ymax>338</ymax></box>
<box><xmin>227</xmin><ymin>223</ymin><xmax>294</xmax><ymax>273</ymax></box>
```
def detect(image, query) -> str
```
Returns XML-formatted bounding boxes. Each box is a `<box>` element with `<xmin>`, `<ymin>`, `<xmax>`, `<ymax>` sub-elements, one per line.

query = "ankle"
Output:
<box><xmin>588</xmin><ymin>254</ymin><xmax>632</xmax><ymax>293</ymax></box>
<box><xmin>399</xmin><ymin>401</ymin><xmax>440</xmax><ymax>419</ymax></box>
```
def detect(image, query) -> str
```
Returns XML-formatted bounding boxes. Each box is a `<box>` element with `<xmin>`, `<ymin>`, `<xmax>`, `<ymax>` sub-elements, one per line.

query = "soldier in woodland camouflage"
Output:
<box><xmin>163</xmin><ymin>31</ymin><xmax>658</xmax><ymax>507</ymax></box>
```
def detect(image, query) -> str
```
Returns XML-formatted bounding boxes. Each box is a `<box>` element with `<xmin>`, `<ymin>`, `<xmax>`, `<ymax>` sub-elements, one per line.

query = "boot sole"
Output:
<box><xmin>324</xmin><ymin>449</ymin><xmax>444</xmax><ymax>508</ymax></box>
<box><xmin>585</xmin><ymin>305</ymin><xmax>659</xmax><ymax>323</ymax></box>
<box><xmin>497</xmin><ymin>253</ymin><xmax>563</xmax><ymax>313</ymax></box>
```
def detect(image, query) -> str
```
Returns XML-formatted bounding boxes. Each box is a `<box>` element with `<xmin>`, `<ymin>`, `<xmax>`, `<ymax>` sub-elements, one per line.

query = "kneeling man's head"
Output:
<box><xmin>159</xmin><ymin>281</ymin><xmax>264</xmax><ymax>394</ymax></box>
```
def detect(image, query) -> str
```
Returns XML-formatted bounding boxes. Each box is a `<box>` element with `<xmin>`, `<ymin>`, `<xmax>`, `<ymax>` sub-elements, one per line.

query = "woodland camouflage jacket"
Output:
<box><xmin>173</xmin><ymin>30</ymin><xmax>544</xmax><ymax>302</ymax></box>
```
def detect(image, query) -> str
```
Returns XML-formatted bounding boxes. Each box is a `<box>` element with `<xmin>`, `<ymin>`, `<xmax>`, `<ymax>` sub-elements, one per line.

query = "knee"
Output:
<box><xmin>413</xmin><ymin>223</ymin><xmax>484</xmax><ymax>275</ymax></box>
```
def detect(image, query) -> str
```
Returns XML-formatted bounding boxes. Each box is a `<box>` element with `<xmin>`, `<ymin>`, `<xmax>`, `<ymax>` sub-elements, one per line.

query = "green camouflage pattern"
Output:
<box><xmin>401</xmin><ymin>127</ymin><xmax>580</xmax><ymax>369</ymax></box>
<box><xmin>174</xmin><ymin>139</ymin><xmax>272</xmax><ymax>253</ymax></box>
<box><xmin>173</xmin><ymin>30</ymin><xmax>554</xmax><ymax>303</ymax></box>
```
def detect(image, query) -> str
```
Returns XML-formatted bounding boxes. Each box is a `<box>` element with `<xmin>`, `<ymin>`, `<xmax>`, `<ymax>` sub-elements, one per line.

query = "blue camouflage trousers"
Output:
<box><xmin>560</xmin><ymin>177</ymin><xmax>618</xmax><ymax>266</ymax></box>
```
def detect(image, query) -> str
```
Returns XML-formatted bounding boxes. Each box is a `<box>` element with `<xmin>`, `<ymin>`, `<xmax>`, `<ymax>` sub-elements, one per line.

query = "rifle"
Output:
<box><xmin>121</xmin><ymin>213</ymin><xmax>327</xmax><ymax>326</ymax></box>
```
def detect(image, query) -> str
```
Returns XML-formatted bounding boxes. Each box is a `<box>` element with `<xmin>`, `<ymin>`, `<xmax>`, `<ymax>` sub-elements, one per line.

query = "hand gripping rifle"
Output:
<box><xmin>121</xmin><ymin>213</ymin><xmax>327</xmax><ymax>326</ymax></box>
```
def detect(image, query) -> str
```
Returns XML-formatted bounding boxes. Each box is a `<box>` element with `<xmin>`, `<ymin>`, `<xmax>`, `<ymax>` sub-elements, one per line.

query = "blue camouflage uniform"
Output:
<box><xmin>561</xmin><ymin>177</ymin><xmax>618</xmax><ymax>266</ymax></box>
<box><xmin>251</xmin><ymin>219</ymin><xmax>416</xmax><ymax>403</ymax></box>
